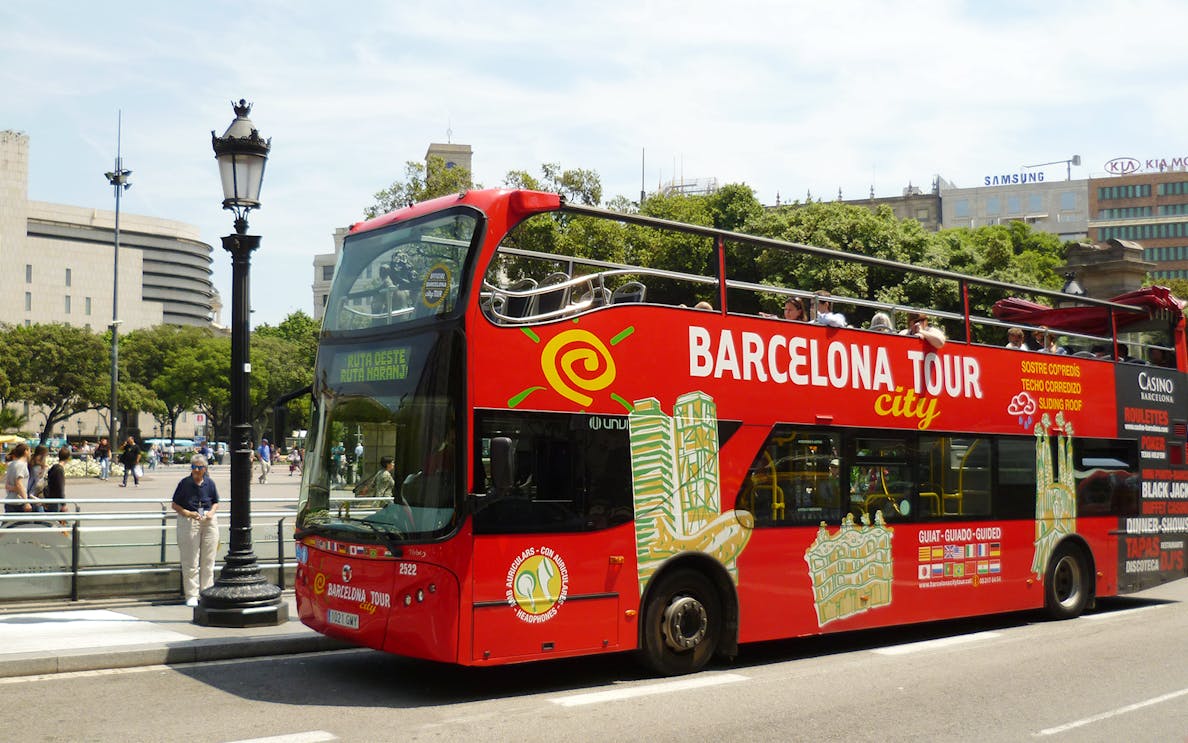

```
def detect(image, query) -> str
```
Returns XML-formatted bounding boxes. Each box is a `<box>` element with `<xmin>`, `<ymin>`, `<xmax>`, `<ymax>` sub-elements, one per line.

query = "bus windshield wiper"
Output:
<box><xmin>356</xmin><ymin>519</ymin><xmax>404</xmax><ymax>558</ymax></box>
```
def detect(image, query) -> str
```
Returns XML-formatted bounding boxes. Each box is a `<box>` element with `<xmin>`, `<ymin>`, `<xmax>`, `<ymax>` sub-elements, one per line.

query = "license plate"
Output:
<box><xmin>327</xmin><ymin>609</ymin><xmax>359</xmax><ymax>629</ymax></box>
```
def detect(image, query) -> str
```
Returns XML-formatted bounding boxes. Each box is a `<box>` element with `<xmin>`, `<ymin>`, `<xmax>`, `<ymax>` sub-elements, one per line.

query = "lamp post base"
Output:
<box><xmin>193</xmin><ymin>554</ymin><xmax>290</xmax><ymax>627</ymax></box>
<box><xmin>194</xmin><ymin>598</ymin><xmax>289</xmax><ymax>628</ymax></box>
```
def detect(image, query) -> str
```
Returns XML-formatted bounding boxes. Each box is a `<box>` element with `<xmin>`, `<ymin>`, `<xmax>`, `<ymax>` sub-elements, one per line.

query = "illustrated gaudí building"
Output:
<box><xmin>804</xmin><ymin>512</ymin><xmax>894</xmax><ymax>626</ymax></box>
<box><xmin>628</xmin><ymin>392</ymin><xmax>751</xmax><ymax>594</ymax></box>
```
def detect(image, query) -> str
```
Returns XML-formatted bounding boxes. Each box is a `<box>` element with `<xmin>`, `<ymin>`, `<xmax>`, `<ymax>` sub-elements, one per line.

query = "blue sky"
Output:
<box><xmin>2</xmin><ymin>1</ymin><xmax>1185</xmax><ymax>326</ymax></box>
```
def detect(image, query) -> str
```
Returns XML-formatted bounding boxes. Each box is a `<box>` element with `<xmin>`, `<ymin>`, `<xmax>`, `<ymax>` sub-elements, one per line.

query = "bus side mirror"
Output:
<box><xmin>490</xmin><ymin>436</ymin><xmax>515</xmax><ymax>496</ymax></box>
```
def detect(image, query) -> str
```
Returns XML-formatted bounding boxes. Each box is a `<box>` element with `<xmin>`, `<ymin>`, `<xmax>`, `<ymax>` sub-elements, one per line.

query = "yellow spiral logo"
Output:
<box><xmin>541</xmin><ymin>329</ymin><xmax>616</xmax><ymax>406</ymax></box>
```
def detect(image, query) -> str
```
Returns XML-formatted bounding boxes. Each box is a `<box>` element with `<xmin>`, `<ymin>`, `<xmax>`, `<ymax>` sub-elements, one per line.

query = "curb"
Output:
<box><xmin>0</xmin><ymin>633</ymin><xmax>356</xmax><ymax>679</ymax></box>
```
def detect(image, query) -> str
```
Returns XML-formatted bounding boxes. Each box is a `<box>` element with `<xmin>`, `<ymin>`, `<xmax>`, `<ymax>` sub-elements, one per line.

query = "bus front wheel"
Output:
<box><xmin>1044</xmin><ymin>543</ymin><xmax>1091</xmax><ymax>620</ymax></box>
<box><xmin>641</xmin><ymin>569</ymin><xmax>721</xmax><ymax>676</ymax></box>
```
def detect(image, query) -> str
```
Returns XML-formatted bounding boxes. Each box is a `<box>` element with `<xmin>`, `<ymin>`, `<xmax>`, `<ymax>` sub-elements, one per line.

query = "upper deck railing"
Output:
<box><xmin>477</xmin><ymin>198</ymin><xmax>1180</xmax><ymax>363</ymax></box>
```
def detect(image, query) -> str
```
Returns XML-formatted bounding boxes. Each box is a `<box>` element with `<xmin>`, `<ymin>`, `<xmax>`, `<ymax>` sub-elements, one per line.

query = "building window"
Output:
<box><xmin>1007</xmin><ymin>196</ymin><xmax>1021</xmax><ymax>214</ymax></box>
<box><xmin>65</xmin><ymin>268</ymin><xmax>72</xmax><ymax>287</ymax></box>
<box><xmin>24</xmin><ymin>292</ymin><xmax>31</xmax><ymax>311</ymax></box>
<box><xmin>915</xmin><ymin>207</ymin><xmax>930</xmax><ymax>220</ymax></box>
<box><xmin>953</xmin><ymin>200</ymin><xmax>970</xmax><ymax>218</ymax></box>
<box><xmin>986</xmin><ymin>197</ymin><xmax>1000</xmax><ymax>215</ymax></box>
<box><xmin>1028</xmin><ymin>194</ymin><xmax>1043</xmax><ymax>213</ymax></box>
<box><xmin>322</xmin><ymin>265</ymin><xmax>334</xmax><ymax>281</ymax></box>
<box><xmin>85</xmin><ymin>297</ymin><xmax>92</xmax><ymax>315</ymax></box>
<box><xmin>64</xmin><ymin>295</ymin><xmax>71</xmax><ymax>314</ymax></box>
<box><xmin>1060</xmin><ymin>191</ymin><xmax>1077</xmax><ymax>210</ymax></box>
<box><xmin>321</xmin><ymin>294</ymin><xmax>328</xmax><ymax>307</ymax></box>
<box><xmin>25</xmin><ymin>265</ymin><xmax>32</xmax><ymax>283</ymax></box>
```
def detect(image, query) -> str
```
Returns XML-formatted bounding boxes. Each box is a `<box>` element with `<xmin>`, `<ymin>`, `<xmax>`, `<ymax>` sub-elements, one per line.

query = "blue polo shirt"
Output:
<box><xmin>172</xmin><ymin>474</ymin><xmax>220</xmax><ymax>512</ymax></box>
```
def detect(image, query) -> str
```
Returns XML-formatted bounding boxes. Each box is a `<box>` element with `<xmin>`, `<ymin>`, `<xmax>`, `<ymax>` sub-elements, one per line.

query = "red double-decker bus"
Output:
<box><xmin>294</xmin><ymin>189</ymin><xmax>1188</xmax><ymax>675</ymax></box>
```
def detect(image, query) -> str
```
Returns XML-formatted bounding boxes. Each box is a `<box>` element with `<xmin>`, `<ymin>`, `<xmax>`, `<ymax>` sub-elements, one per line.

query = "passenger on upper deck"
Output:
<box><xmin>868</xmin><ymin>312</ymin><xmax>894</xmax><ymax>333</ymax></box>
<box><xmin>759</xmin><ymin>296</ymin><xmax>806</xmax><ymax>321</ymax></box>
<box><xmin>1005</xmin><ymin>327</ymin><xmax>1028</xmax><ymax>350</ymax></box>
<box><xmin>1034</xmin><ymin>327</ymin><xmax>1066</xmax><ymax>354</ymax></box>
<box><xmin>1148</xmin><ymin>347</ymin><xmax>1174</xmax><ymax>367</ymax></box>
<box><xmin>812</xmin><ymin>291</ymin><xmax>847</xmax><ymax>328</ymax></box>
<box><xmin>900</xmin><ymin>311</ymin><xmax>946</xmax><ymax>349</ymax></box>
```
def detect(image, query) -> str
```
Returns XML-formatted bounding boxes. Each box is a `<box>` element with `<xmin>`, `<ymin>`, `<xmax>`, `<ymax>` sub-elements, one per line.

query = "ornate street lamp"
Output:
<box><xmin>195</xmin><ymin>99</ymin><xmax>288</xmax><ymax>626</ymax></box>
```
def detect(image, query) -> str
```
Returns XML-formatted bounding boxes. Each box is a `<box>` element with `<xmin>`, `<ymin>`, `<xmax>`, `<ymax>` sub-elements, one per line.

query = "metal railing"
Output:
<box><xmin>0</xmin><ymin>497</ymin><xmax>301</xmax><ymax>603</ymax></box>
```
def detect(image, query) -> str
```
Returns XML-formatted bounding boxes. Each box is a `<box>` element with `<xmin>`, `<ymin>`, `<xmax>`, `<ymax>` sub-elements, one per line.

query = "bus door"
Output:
<box><xmin>469</xmin><ymin>410</ymin><xmax>636</xmax><ymax>662</ymax></box>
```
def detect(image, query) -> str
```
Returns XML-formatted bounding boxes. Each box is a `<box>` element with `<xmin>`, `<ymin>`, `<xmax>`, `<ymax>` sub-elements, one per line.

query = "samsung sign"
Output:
<box><xmin>1105</xmin><ymin>156</ymin><xmax>1188</xmax><ymax>175</ymax></box>
<box><xmin>983</xmin><ymin>171</ymin><xmax>1045</xmax><ymax>186</ymax></box>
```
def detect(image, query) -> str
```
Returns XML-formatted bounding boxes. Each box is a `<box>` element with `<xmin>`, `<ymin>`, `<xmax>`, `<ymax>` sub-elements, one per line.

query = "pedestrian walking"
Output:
<box><xmin>43</xmin><ymin>447</ymin><xmax>71</xmax><ymax>522</ymax></box>
<box><xmin>3</xmin><ymin>443</ymin><xmax>33</xmax><ymax>513</ymax></box>
<box><xmin>256</xmin><ymin>438</ymin><xmax>272</xmax><ymax>483</ymax></box>
<box><xmin>28</xmin><ymin>445</ymin><xmax>50</xmax><ymax>503</ymax></box>
<box><xmin>171</xmin><ymin>454</ymin><xmax>219</xmax><ymax>607</ymax></box>
<box><xmin>119</xmin><ymin>436</ymin><xmax>142</xmax><ymax>487</ymax></box>
<box><xmin>95</xmin><ymin>438</ymin><xmax>111</xmax><ymax>480</ymax></box>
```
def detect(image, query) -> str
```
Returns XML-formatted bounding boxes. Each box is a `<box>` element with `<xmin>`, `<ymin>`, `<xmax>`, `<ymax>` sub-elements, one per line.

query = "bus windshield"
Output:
<box><xmin>323</xmin><ymin>210</ymin><xmax>479</xmax><ymax>332</ymax></box>
<box><xmin>296</xmin><ymin>330</ymin><xmax>461</xmax><ymax>543</ymax></box>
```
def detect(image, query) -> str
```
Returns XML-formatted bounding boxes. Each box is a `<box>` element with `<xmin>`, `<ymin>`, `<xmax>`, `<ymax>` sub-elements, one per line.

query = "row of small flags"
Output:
<box><xmin>918</xmin><ymin>543</ymin><xmax>1002</xmax><ymax>580</ymax></box>
<box><xmin>311</xmin><ymin>538</ymin><xmax>390</xmax><ymax>558</ymax></box>
<box><xmin>918</xmin><ymin>560</ymin><xmax>1000</xmax><ymax>579</ymax></box>
<box><xmin>918</xmin><ymin>543</ymin><xmax>1000</xmax><ymax>561</ymax></box>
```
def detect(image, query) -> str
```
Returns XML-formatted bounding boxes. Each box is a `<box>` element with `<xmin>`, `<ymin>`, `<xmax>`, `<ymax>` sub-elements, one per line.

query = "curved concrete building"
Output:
<box><xmin>2</xmin><ymin>129</ymin><xmax>218</xmax><ymax>330</ymax></box>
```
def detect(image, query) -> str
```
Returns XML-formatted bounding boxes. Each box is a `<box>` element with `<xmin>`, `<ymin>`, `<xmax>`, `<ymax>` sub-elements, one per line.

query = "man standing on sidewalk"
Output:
<box><xmin>256</xmin><ymin>438</ymin><xmax>272</xmax><ymax>484</ymax></box>
<box><xmin>171</xmin><ymin>454</ymin><xmax>219</xmax><ymax>607</ymax></box>
<box><xmin>95</xmin><ymin>438</ymin><xmax>111</xmax><ymax>480</ymax></box>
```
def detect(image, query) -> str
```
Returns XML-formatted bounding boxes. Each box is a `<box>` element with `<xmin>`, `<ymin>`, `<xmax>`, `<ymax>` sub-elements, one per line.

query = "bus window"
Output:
<box><xmin>1074</xmin><ymin>439</ymin><xmax>1140</xmax><ymax>516</ymax></box>
<box><xmin>994</xmin><ymin>437</ymin><xmax>1038</xmax><ymax>518</ymax></box>
<box><xmin>473</xmin><ymin>411</ymin><xmax>633</xmax><ymax>534</ymax></box>
<box><xmin>851</xmin><ymin>435</ymin><xmax>915</xmax><ymax>523</ymax></box>
<box><xmin>738</xmin><ymin>427</ymin><xmax>842</xmax><ymax>526</ymax></box>
<box><xmin>324</xmin><ymin>211</ymin><xmax>477</xmax><ymax>332</ymax></box>
<box><xmin>917</xmin><ymin>436</ymin><xmax>991</xmax><ymax>518</ymax></box>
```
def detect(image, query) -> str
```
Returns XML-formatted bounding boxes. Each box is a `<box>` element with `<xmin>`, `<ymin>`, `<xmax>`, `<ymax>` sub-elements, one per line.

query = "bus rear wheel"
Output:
<box><xmin>1044</xmin><ymin>543</ymin><xmax>1091</xmax><ymax>620</ymax></box>
<box><xmin>641</xmin><ymin>569</ymin><xmax>721</xmax><ymax>676</ymax></box>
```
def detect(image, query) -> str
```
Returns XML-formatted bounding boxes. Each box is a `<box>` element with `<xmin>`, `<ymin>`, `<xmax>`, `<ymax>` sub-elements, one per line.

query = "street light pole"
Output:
<box><xmin>195</xmin><ymin>99</ymin><xmax>287</xmax><ymax>627</ymax></box>
<box><xmin>104</xmin><ymin>112</ymin><xmax>131</xmax><ymax>445</ymax></box>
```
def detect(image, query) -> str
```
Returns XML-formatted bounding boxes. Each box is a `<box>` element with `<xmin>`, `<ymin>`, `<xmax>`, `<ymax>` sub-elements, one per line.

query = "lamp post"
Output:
<box><xmin>1023</xmin><ymin>155</ymin><xmax>1082</xmax><ymax>182</ymax></box>
<box><xmin>195</xmin><ymin>99</ymin><xmax>287</xmax><ymax>627</ymax></box>
<box><xmin>104</xmin><ymin>113</ymin><xmax>131</xmax><ymax>446</ymax></box>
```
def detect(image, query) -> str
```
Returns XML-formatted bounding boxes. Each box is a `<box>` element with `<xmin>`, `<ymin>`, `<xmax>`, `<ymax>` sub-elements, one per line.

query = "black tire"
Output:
<box><xmin>1044</xmin><ymin>542</ymin><xmax>1091</xmax><ymax>620</ymax></box>
<box><xmin>640</xmin><ymin>569</ymin><xmax>721</xmax><ymax>676</ymax></box>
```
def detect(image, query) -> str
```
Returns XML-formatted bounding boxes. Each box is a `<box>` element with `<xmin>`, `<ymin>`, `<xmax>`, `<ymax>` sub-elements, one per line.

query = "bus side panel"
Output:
<box><xmin>471</xmin><ymin>527</ymin><xmax>637</xmax><ymax>663</ymax></box>
<box><xmin>735</xmin><ymin>517</ymin><xmax>1116</xmax><ymax>642</ymax></box>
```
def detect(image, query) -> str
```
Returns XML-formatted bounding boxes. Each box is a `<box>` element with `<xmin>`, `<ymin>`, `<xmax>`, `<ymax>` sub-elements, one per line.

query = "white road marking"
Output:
<box><xmin>223</xmin><ymin>733</ymin><xmax>337</xmax><ymax>743</ymax></box>
<box><xmin>1035</xmin><ymin>686</ymin><xmax>1188</xmax><ymax>736</ymax></box>
<box><xmin>550</xmin><ymin>673</ymin><xmax>747</xmax><ymax>707</ymax></box>
<box><xmin>0</xmin><ymin>610</ymin><xmax>191</xmax><ymax>654</ymax></box>
<box><xmin>871</xmin><ymin>631</ymin><xmax>1001</xmax><ymax>656</ymax></box>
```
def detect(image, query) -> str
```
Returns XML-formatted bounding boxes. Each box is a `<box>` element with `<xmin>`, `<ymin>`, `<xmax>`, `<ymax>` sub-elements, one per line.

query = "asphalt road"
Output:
<box><xmin>4</xmin><ymin>578</ymin><xmax>1186</xmax><ymax>742</ymax></box>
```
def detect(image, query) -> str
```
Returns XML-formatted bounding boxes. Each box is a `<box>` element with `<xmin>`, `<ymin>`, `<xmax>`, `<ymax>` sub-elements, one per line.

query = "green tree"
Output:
<box><xmin>365</xmin><ymin>156</ymin><xmax>476</xmax><ymax>219</ymax></box>
<box><xmin>253</xmin><ymin>311</ymin><xmax>318</xmax><ymax>433</ymax></box>
<box><xmin>248</xmin><ymin>333</ymin><xmax>314</xmax><ymax>442</ymax></box>
<box><xmin>504</xmin><ymin>163</ymin><xmax>602</xmax><ymax>206</ymax></box>
<box><xmin>6</xmin><ymin>324</ymin><xmax>107</xmax><ymax>444</ymax></box>
<box><xmin>185</xmin><ymin>333</ymin><xmax>232</xmax><ymax>444</ymax></box>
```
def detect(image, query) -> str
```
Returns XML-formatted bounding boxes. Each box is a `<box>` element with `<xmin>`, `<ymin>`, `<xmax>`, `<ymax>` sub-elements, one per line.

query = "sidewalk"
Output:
<box><xmin>0</xmin><ymin>593</ymin><xmax>354</xmax><ymax>678</ymax></box>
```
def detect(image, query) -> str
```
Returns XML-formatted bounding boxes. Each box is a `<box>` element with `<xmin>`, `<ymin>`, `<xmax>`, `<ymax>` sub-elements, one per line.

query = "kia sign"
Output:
<box><xmin>1105</xmin><ymin>157</ymin><xmax>1141</xmax><ymax>175</ymax></box>
<box><xmin>1104</xmin><ymin>156</ymin><xmax>1188</xmax><ymax>175</ymax></box>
